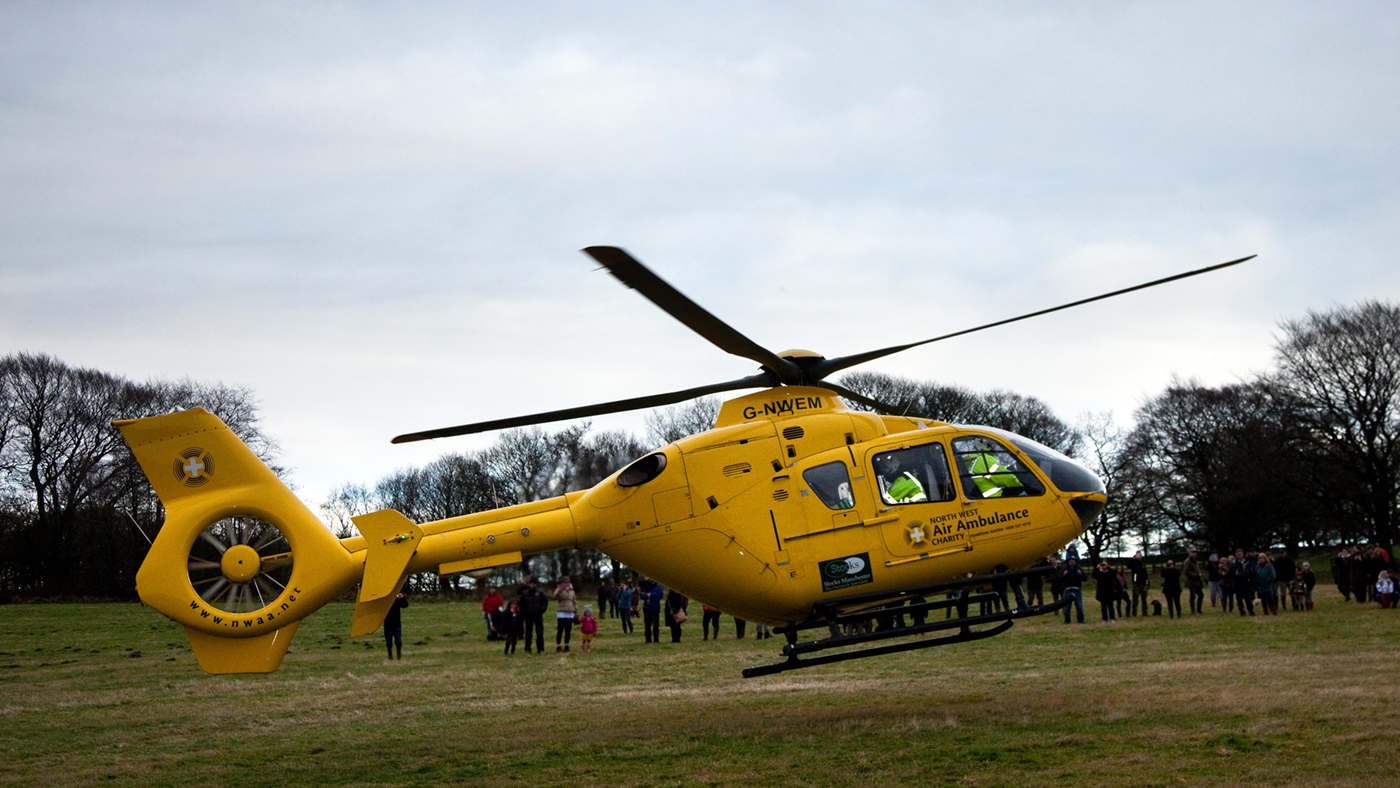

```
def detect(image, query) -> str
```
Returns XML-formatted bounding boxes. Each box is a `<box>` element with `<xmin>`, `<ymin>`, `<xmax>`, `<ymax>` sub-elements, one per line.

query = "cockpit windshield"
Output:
<box><xmin>951</xmin><ymin>435</ymin><xmax>1046</xmax><ymax>499</ymax></box>
<box><xmin>975</xmin><ymin>427</ymin><xmax>1106</xmax><ymax>495</ymax></box>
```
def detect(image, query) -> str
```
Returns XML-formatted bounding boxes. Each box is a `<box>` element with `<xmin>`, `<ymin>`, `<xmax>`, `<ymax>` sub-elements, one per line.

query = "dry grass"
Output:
<box><xmin>1</xmin><ymin>591</ymin><xmax>1397</xmax><ymax>787</ymax></box>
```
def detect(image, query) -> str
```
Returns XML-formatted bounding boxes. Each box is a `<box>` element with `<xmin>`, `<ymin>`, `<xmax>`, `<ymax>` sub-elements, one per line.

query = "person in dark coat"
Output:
<box><xmin>1207</xmin><ymin>553</ymin><xmax>1223</xmax><ymax>609</ymax></box>
<box><xmin>1047</xmin><ymin>556</ymin><xmax>1064</xmax><ymax>602</ymax></box>
<box><xmin>1218</xmin><ymin>555</ymin><xmax>1235</xmax><ymax>612</ymax></box>
<box><xmin>1183</xmin><ymin>550</ymin><xmax>1205</xmax><ymax>614</ymax></box>
<box><xmin>1160</xmin><ymin>560</ymin><xmax>1183</xmax><ymax>619</ymax></box>
<box><xmin>1332</xmin><ymin>548</ymin><xmax>1351</xmax><ymax>601</ymax></box>
<box><xmin>1114</xmin><ymin>565</ymin><xmax>1131</xmax><ymax>619</ymax></box>
<box><xmin>1126</xmin><ymin>553</ymin><xmax>1149</xmax><ymax>616</ymax></box>
<box><xmin>1366</xmin><ymin>545</ymin><xmax>1391</xmax><ymax>601</ymax></box>
<box><xmin>1026</xmin><ymin>557</ymin><xmax>1048</xmax><ymax>607</ymax></box>
<box><xmin>1092</xmin><ymin>560</ymin><xmax>1117</xmax><ymax>623</ymax></box>
<box><xmin>701</xmin><ymin>603</ymin><xmax>722</xmax><ymax>640</ymax></box>
<box><xmin>1301</xmin><ymin>562</ymin><xmax>1317</xmax><ymax>610</ymax></box>
<box><xmin>597</xmin><ymin>579</ymin><xmax>614</xmax><ymax>620</ymax></box>
<box><xmin>1059</xmin><ymin>557</ymin><xmax>1086</xmax><ymax>624</ymax></box>
<box><xmin>501</xmin><ymin>601</ymin><xmax>523</xmax><ymax>655</ymax></box>
<box><xmin>1236</xmin><ymin>550</ymin><xmax>1257</xmax><ymax>616</ymax></box>
<box><xmin>383</xmin><ymin>592</ymin><xmax>408</xmax><ymax>660</ymax></box>
<box><xmin>1349</xmin><ymin>547</ymin><xmax>1371</xmax><ymax>603</ymax></box>
<box><xmin>665</xmin><ymin>588</ymin><xmax>689</xmax><ymax>643</ymax></box>
<box><xmin>1273</xmin><ymin>550</ymin><xmax>1296</xmax><ymax>609</ymax></box>
<box><xmin>517</xmin><ymin>577</ymin><xmax>550</xmax><ymax>654</ymax></box>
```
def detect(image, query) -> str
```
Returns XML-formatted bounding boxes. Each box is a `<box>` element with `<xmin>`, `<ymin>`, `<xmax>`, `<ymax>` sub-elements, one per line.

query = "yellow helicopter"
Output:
<box><xmin>114</xmin><ymin>247</ymin><xmax>1250</xmax><ymax>676</ymax></box>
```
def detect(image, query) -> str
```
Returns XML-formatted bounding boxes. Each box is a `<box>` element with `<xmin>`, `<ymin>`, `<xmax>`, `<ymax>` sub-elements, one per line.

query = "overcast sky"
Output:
<box><xmin>3</xmin><ymin>2</ymin><xmax>1398</xmax><ymax>503</ymax></box>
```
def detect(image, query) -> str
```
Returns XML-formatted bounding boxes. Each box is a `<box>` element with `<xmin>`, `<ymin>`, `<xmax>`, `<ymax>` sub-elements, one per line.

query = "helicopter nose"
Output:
<box><xmin>1068</xmin><ymin>495</ymin><xmax>1106</xmax><ymax>529</ymax></box>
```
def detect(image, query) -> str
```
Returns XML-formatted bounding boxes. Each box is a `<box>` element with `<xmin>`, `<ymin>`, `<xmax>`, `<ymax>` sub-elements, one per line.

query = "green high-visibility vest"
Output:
<box><xmin>887</xmin><ymin>472</ymin><xmax>927</xmax><ymax>502</ymax></box>
<box><xmin>965</xmin><ymin>452</ymin><xmax>1022</xmax><ymax>498</ymax></box>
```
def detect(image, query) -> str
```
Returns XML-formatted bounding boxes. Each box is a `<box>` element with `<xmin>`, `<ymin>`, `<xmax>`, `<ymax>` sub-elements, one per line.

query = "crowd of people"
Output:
<box><xmin>1052</xmin><ymin>542</ymin><xmax>1397</xmax><ymax>624</ymax></box>
<box><xmin>473</xmin><ymin>575</ymin><xmax>760</xmax><ymax>656</ymax></box>
<box><xmin>379</xmin><ymin>543</ymin><xmax>1396</xmax><ymax>658</ymax></box>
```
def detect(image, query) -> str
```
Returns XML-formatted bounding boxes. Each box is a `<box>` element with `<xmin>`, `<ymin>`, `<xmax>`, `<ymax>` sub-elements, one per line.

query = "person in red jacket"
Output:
<box><xmin>579</xmin><ymin>605</ymin><xmax>599</xmax><ymax>652</ymax></box>
<box><xmin>481</xmin><ymin>586</ymin><xmax>505</xmax><ymax>640</ymax></box>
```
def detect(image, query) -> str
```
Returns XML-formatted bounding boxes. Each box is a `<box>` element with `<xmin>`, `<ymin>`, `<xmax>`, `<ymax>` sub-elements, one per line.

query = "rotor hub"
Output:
<box><xmin>221</xmin><ymin>544</ymin><xmax>261</xmax><ymax>583</ymax></box>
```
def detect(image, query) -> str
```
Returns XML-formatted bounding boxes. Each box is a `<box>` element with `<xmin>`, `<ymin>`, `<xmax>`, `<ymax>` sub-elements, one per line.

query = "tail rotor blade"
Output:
<box><xmin>200</xmin><ymin>530</ymin><xmax>228</xmax><ymax>555</ymax></box>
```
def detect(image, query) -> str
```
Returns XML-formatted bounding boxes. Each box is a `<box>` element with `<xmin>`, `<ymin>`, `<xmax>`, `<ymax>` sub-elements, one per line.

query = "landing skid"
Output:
<box><xmin>742</xmin><ymin>566</ymin><xmax>1069</xmax><ymax>678</ymax></box>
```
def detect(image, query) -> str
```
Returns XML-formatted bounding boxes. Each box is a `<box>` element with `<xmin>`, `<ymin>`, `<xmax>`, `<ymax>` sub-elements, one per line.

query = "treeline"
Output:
<box><xmin>0</xmin><ymin>353</ymin><xmax>277</xmax><ymax>599</ymax></box>
<box><xmin>839</xmin><ymin>301</ymin><xmax>1400</xmax><ymax>562</ymax></box>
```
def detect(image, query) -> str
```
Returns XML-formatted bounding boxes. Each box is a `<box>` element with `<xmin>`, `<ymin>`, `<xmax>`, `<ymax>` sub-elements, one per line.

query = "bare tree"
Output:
<box><xmin>837</xmin><ymin>371</ymin><xmax>1077</xmax><ymax>452</ymax></box>
<box><xmin>644</xmin><ymin>397</ymin><xmax>721</xmax><ymax>446</ymax></box>
<box><xmin>1074</xmin><ymin>412</ymin><xmax>1131</xmax><ymax>561</ymax></box>
<box><xmin>1123</xmin><ymin>379</ymin><xmax>1314</xmax><ymax>554</ymax></box>
<box><xmin>420</xmin><ymin>453</ymin><xmax>500</xmax><ymax>522</ymax></box>
<box><xmin>320</xmin><ymin>482</ymin><xmax>375</xmax><ymax>539</ymax></box>
<box><xmin>1272</xmin><ymin>301</ymin><xmax>1400</xmax><ymax>547</ymax></box>
<box><xmin>974</xmin><ymin>390</ymin><xmax>1079</xmax><ymax>455</ymax></box>
<box><xmin>481</xmin><ymin>428</ymin><xmax>560</xmax><ymax>503</ymax></box>
<box><xmin>837</xmin><ymin>371</ymin><xmax>977</xmax><ymax>421</ymax></box>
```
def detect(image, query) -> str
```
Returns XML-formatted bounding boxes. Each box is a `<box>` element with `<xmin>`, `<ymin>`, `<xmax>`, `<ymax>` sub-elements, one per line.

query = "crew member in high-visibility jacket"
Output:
<box><xmin>887</xmin><ymin>471</ymin><xmax>927</xmax><ymax>503</ymax></box>
<box><xmin>963</xmin><ymin>451</ymin><xmax>1023</xmax><ymax>498</ymax></box>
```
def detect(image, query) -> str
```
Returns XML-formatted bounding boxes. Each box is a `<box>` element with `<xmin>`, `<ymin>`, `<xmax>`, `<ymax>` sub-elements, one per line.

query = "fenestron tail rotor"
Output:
<box><xmin>395</xmin><ymin>247</ymin><xmax>1253</xmax><ymax>441</ymax></box>
<box><xmin>186</xmin><ymin>517</ymin><xmax>293</xmax><ymax>615</ymax></box>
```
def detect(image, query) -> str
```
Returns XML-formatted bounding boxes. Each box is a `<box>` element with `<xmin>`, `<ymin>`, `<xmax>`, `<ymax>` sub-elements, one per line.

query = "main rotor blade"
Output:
<box><xmin>392</xmin><ymin>372</ymin><xmax>775</xmax><ymax>443</ymax></box>
<box><xmin>815</xmin><ymin>381</ymin><xmax>930</xmax><ymax>420</ymax></box>
<box><xmin>811</xmin><ymin>254</ymin><xmax>1255</xmax><ymax>379</ymax></box>
<box><xmin>583</xmin><ymin>246</ymin><xmax>802</xmax><ymax>383</ymax></box>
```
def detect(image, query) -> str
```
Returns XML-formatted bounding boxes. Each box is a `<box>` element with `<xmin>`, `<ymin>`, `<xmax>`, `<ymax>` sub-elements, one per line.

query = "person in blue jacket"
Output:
<box><xmin>643</xmin><ymin>578</ymin><xmax>665</xmax><ymax>644</ymax></box>
<box><xmin>616</xmin><ymin>581</ymin><xmax>635</xmax><ymax>634</ymax></box>
<box><xmin>1254</xmin><ymin>554</ymin><xmax>1278</xmax><ymax>615</ymax></box>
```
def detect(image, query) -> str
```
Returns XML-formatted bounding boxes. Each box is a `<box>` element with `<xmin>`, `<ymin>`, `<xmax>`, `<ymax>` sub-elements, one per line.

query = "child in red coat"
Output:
<box><xmin>579</xmin><ymin>605</ymin><xmax>599</xmax><ymax>652</ymax></box>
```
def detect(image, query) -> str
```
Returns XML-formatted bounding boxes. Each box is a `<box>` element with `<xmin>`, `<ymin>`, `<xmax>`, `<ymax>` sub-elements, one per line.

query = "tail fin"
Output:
<box><xmin>116</xmin><ymin>409</ymin><xmax>359</xmax><ymax>673</ymax></box>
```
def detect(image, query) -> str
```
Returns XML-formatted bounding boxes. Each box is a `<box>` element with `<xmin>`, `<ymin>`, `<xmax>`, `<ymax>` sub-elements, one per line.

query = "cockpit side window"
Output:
<box><xmin>951</xmin><ymin>435</ymin><xmax>1045</xmax><ymax>499</ymax></box>
<box><xmin>803</xmin><ymin>461</ymin><xmax>855</xmax><ymax>510</ymax></box>
<box><xmin>871</xmin><ymin>443</ymin><xmax>955</xmax><ymax>505</ymax></box>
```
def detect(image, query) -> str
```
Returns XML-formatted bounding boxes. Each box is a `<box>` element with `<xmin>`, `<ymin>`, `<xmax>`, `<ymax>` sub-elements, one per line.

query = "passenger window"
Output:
<box><xmin>803</xmin><ymin>461</ymin><xmax>855</xmax><ymax>510</ymax></box>
<box><xmin>871</xmin><ymin>444</ymin><xmax>955</xmax><ymax>505</ymax></box>
<box><xmin>951</xmin><ymin>435</ymin><xmax>1045</xmax><ymax>499</ymax></box>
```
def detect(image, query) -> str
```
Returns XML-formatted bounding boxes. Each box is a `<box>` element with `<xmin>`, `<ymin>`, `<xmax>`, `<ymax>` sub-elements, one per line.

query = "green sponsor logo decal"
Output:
<box><xmin>819</xmin><ymin>552</ymin><xmax>873</xmax><ymax>592</ymax></box>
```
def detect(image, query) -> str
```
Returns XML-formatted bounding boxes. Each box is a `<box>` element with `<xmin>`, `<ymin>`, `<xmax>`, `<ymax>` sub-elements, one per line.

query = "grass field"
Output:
<box><xmin>2</xmin><ymin>589</ymin><xmax>1397</xmax><ymax>788</ymax></box>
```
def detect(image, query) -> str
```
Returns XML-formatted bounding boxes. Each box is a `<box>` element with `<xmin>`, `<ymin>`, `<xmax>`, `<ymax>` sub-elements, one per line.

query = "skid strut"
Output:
<box><xmin>742</xmin><ymin>566</ymin><xmax>1070</xmax><ymax>678</ymax></box>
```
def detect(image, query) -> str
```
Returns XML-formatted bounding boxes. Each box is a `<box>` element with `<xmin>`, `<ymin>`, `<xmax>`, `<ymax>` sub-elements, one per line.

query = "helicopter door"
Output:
<box><xmin>946</xmin><ymin>433</ymin><xmax>1059</xmax><ymax>552</ymax></box>
<box><xmin>867</xmin><ymin>442</ymin><xmax>969</xmax><ymax>560</ymax></box>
